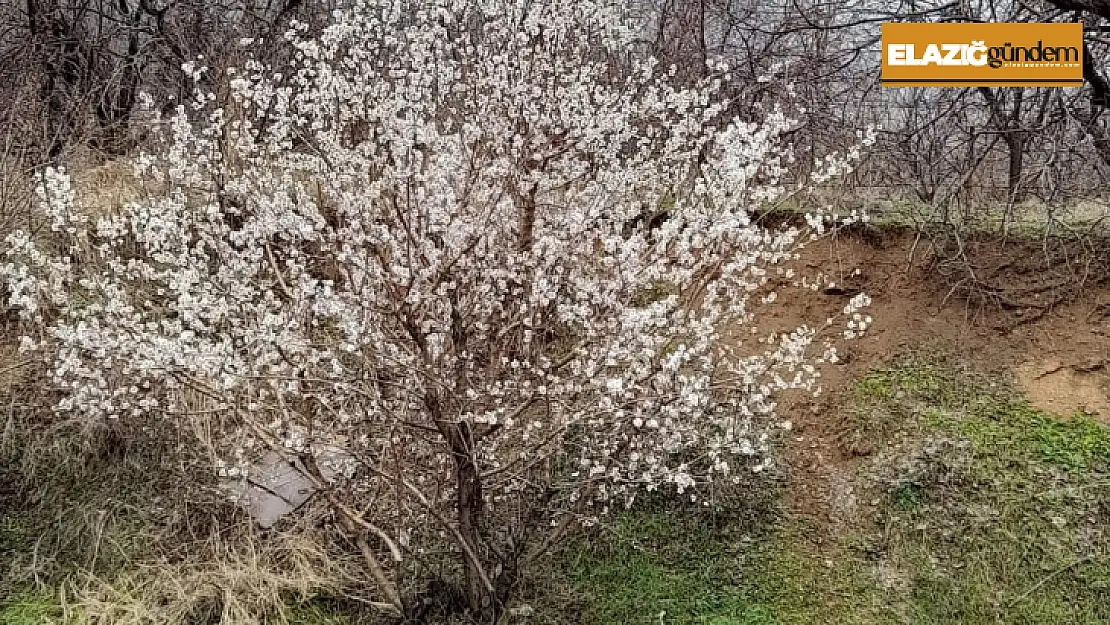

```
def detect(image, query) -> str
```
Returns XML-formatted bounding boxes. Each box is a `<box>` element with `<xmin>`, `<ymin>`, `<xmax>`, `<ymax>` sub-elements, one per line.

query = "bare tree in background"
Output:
<box><xmin>4</xmin><ymin>0</ymin><xmax>1110</xmax><ymax>219</ymax></box>
<box><xmin>2</xmin><ymin>0</ymin><xmax>328</xmax><ymax>162</ymax></box>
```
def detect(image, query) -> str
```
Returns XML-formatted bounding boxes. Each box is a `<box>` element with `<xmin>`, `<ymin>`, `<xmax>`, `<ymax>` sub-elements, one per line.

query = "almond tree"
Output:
<box><xmin>2</xmin><ymin>0</ymin><xmax>871</xmax><ymax>619</ymax></box>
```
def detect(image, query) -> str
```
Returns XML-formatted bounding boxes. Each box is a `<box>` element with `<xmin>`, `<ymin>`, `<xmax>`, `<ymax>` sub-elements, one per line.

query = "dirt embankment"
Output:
<box><xmin>771</xmin><ymin>228</ymin><xmax>1110</xmax><ymax>521</ymax></box>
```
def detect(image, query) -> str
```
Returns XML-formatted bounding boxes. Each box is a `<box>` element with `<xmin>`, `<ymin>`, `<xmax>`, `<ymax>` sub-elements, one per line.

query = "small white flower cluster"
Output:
<box><xmin>810</xmin><ymin>127</ymin><xmax>878</xmax><ymax>185</ymax></box>
<box><xmin>216</xmin><ymin>448</ymin><xmax>251</xmax><ymax>479</ymax></box>
<box><xmin>280</xmin><ymin>424</ymin><xmax>310</xmax><ymax>453</ymax></box>
<box><xmin>843</xmin><ymin>293</ymin><xmax>873</xmax><ymax>339</ymax></box>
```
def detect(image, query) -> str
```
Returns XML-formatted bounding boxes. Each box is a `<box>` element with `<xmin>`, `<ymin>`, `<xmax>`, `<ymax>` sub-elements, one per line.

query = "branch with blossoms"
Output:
<box><xmin>1</xmin><ymin>0</ymin><xmax>875</xmax><ymax>621</ymax></box>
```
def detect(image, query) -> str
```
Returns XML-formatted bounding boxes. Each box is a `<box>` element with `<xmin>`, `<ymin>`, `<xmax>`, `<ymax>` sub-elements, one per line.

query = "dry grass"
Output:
<box><xmin>64</xmin><ymin>528</ymin><xmax>367</xmax><ymax>625</ymax></box>
<box><xmin>2</xmin><ymin>407</ymin><xmax>378</xmax><ymax>624</ymax></box>
<box><xmin>67</xmin><ymin>158</ymin><xmax>145</xmax><ymax>218</ymax></box>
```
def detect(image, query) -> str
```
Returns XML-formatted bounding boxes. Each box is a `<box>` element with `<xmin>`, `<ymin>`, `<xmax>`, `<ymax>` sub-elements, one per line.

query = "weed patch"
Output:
<box><xmin>862</xmin><ymin>358</ymin><xmax>1110</xmax><ymax>624</ymax></box>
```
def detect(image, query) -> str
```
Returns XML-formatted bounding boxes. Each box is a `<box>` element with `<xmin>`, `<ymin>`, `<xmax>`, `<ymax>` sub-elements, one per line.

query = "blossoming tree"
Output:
<box><xmin>2</xmin><ymin>0</ymin><xmax>871</xmax><ymax>619</ymax></box>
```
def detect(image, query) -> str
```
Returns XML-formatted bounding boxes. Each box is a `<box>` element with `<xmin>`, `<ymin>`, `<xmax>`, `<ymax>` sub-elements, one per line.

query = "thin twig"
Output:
<box><xmin>1008</xmin><ymin>556</ymin><xmax>1094</xmax><ymax>609</ymax></box>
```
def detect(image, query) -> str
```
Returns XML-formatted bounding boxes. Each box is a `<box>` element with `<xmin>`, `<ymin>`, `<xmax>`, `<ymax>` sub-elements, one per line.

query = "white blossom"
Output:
<box><xmin>0</xmin><ymin>0</ymin><xmax>870</xmax><ymax>601</ymax></box>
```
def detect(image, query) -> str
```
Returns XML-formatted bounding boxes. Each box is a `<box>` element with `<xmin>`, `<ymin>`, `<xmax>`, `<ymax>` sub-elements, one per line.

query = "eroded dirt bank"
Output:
<box><xmin>771</xmin><ymin>228</ymin><xmax>1110</xmax><ymax>522</ymax></box>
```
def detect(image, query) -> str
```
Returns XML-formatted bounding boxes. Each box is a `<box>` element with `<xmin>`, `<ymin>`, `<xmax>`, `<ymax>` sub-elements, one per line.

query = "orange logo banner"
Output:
<box><xmin>881</xmin><ymin>22</ymin><xmax>1083</xmax><ymax>87</ymax></box>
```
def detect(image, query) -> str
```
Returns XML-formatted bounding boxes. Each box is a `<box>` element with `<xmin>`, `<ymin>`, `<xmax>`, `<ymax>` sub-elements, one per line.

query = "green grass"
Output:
<box><xmin>0</xmin><ymin>593</ymin><xmax>65</xmax><ymax>625</ymax></box>
<box><xmin>558</xmin><ymin>510</ymin><xmax>756</xmax><ymax>624</ymax></box>
<box><xmin>868</xmin><ymin>360</ymin><xmax>1110</xmax><ymax>625</ymax></box>
<box><xmin>285</xmin><ymin>602</ymin><xmax>353</xmax><ymax>625</ymax></box>
<box><xmin>542</xmin><ymin>356</ymin><xmax>1110</xmax><ymax>624</ymax></box>
<box><xmin>550</xmin><ymin>505</ymin><xmax>892</xmax><ymax>624</ymax></box>
<box><xmin>0</xmin><ymin>593</ymin><xmax>354</xmax><ymax>625</ymax></box>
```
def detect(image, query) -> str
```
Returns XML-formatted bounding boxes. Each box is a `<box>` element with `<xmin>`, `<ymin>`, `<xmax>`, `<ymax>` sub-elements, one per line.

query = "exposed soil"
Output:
<box><xmin>1014</xmin><ymin>359</ymin><xmax>1110</xmax><ymax>420</ymax></box>
<box><xmin>774</xmin><ymin>228</ymin><xmax>1110</xmax><ymax>524</ymax></box>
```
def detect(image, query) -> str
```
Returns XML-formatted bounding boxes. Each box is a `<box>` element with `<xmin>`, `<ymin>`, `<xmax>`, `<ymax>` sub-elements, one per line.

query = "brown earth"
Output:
<box><xmin>766</xmin><ymin>227</ymin><xmax>1110</xmax><ymax>525</ymax></box>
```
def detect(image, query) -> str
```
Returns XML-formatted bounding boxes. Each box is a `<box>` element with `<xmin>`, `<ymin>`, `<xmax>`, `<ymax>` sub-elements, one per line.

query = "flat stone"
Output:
<box><xmin>221</xmin><ymin>445</ymin><xmax>353</xmax><ymax>528</ymax></box>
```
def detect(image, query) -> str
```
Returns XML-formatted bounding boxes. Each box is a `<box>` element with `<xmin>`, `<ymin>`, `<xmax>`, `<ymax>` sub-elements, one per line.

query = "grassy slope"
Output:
<box><xmin>5</xmin><ymin>357</ymin><xmax>1109</xmax><ymax>624</ymax></box>
<box><xmin>541</xmin><ymin>358</ymin><xmax>1110</xmax><ymax>624</ymax></box>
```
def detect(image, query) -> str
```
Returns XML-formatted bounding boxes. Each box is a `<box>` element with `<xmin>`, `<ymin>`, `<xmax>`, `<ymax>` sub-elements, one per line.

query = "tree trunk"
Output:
<box><xmin>1005</xmin><ymin>131</ymin><xmax>1024</xmax><ymax>201</ymax></box>
<box><xmin>428</xmin><ymin>390</ymin><xmax>498</xmax><ymax>621</ymax></box>
<box><xmin>449</xmin><ymin>422</ymin><xmax>489</xmax><ymax>617</ymax></box>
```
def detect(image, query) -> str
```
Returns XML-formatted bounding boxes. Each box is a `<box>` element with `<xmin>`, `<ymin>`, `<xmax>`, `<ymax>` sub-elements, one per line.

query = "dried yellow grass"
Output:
<box><xmin>64</xmin><ymin>527</ymin><xmax>375</xmax><ymax>625</ymax></box>
<box><xmin>68</xmin><ymin>158</ymin><xmax>144</xmax><ymax>218</ymax></box>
